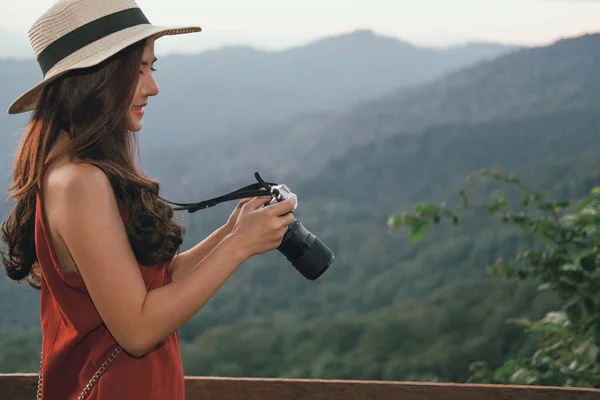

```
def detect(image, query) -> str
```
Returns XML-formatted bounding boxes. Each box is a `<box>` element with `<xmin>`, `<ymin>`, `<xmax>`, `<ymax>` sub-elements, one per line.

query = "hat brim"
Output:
<box><xmin>7</xmin><ymin>23</ymin><xmax>201</xmax><ymax>115</ymax></box>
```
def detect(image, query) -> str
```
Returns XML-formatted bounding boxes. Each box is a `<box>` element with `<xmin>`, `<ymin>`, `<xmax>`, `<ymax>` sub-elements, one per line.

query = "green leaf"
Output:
<box><xmin>506</xmin><ymin>317</ymin><xmax>533</xmax><ymax>328</ymax></box>
<box><xmin>528</xmin><ymin>323</ymin><xmax>561</xmax><ymax>334</ymax></box>
<box><xmin>487</xmin><ymin>197</ymin><xmax>509</xmax><ymax>216</ymax></box>
<box><xmin>387</xmin><ymin>214</ymin><xmax>403</xmax><ymax>231</ymax></box>
<box><xmin>592</xmin><ymin>186</ymin><xmax>600</xmax><ymax>195</ymax></box>
<box><xmin>534</xmin><ymin>221</ymin><xmax>553</xmax><ymax>245</ymax></box>
<box><xmin>413</xmin><ymin>204</ymin><xmax>442</xmax><ymax>217</ymax></box>
<box><xmin>458</xmin><ymin>189</ymin><xmax>469</xmax><ymax>206</ymax></box>
<box><xmin>538</xmin><ymin>283</ymin><xmax>551</xmax><ymax>291</ymax></box>
<box><xmin>561</xmin><ymin>263</ymin><xmax>581</xmax><ymax>272</ymax></box>
<box><xmin>537</xmin><ymin>202</ymin><xmax>555</xmax><ymax>212</ymax></box>
<box><xmin>575</xmin><ymin>195</ymin><xmax>599</xmax><ymax>212</ymax></box>
<box><xmin>577</xmin><ymin>340</ymin><xmax>599</xmax><ymax>366</ymax></box>
<box><xmin>410</xmin><ymin>220</ymin><xmax>430</xmax><ymax>243</ymax></box>
<box><xmin>554</xmin><ymin>200</ymin><xmax>571</xmax><ymax>213</ymax></box>
<box><xmin>521</xmin><ymin>194</ymin><xmax>534</xmax><ymax>207</ymax></box>
<box><xmin>509</xmin><ymin>213</ymin><xmax>533</xmax><ymax>232</ymax></box>
<box><xmin>540</xmin><ymin>311</ymin><xmax>568</xmax><ymax>326</ymax></box>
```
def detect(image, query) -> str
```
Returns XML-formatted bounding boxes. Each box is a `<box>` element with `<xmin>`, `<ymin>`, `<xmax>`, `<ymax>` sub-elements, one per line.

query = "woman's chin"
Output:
<box><xmin>127</xmin><ymin>116</ymin><xmax>143</xmax><ymax>132</ymax></box>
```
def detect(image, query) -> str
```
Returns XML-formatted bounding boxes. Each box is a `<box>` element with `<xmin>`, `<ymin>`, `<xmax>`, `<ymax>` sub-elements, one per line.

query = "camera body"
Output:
<box><xmin>267</xmin><ymin>184</ymin><xmax>298</xmax><ymax>210</ymax></box>
<box><xmin>265</xmin><ymin>184</ymin><xmax>334</xmax><ymax>281</ymax></box>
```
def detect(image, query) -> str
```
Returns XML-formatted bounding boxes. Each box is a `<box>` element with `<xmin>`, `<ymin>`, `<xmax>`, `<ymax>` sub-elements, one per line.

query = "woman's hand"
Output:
<box><xmin>223</xmin><ymin>198</ymin><xmax>253</xmax><ymax>235</ymax></box>
<box><xmin>223</xmin><ymin>188</ymin><xmax>270</xmax><ymax>234</ymax></box>
<box><xmin>228</xmin><ymin>195</ymin><xmax>296</xmax><ymax>259</ymax></box>
<box><xmin>171</xmin><ymin>191</ymin><xmax>273</xmax><ymax>282</ymax></box>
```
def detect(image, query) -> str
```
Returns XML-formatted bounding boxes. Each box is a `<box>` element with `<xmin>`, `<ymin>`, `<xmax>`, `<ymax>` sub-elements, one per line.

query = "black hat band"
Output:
<box><xmin>37</xmin><ymin>7</ymin><xmax>150</xmax><ymax>76</ymax></box>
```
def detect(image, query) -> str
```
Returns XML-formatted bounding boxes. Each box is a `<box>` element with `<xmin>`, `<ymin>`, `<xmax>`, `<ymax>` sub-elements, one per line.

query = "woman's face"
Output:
<box><xmin>128</xmin><ymin>39</ymin><xmax>159</xmax><ymax>132</ymax></box>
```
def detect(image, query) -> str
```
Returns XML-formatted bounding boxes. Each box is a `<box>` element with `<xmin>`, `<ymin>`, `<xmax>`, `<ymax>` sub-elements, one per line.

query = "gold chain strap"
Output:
<box><xmin>36</xmin><ymin>351</ymin><xmax>43</xmax><ymax>400</ymax></box>
<box><xmin>36</xmin><ymin>346</ymin><xmax>122</xmax><ymax>399</ymax></box>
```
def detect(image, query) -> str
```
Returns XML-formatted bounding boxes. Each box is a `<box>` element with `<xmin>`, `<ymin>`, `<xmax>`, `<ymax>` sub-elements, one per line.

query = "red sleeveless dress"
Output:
<box><xmin>35</xmin><ymin>183</ymin><xmax>185</xmax><ymax>399</ymax></box>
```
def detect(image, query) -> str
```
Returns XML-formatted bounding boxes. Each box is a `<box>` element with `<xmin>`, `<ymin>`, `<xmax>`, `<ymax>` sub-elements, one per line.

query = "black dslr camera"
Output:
<box><xmin>163</xmin><ymin>172</ymin><xmax>334</xmax><ymax>280</ymax></box>
<box><xmin>262</xmin><ymin>182</ymin><xmax>334</xmax><ymax>280</ymax></box>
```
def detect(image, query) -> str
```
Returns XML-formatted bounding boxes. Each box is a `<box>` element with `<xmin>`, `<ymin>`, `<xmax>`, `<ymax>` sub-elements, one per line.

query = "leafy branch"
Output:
<box><xmin>389</xmin><ymin>169</ymin><xmax>600</xmax><ymax>388</ymax></box>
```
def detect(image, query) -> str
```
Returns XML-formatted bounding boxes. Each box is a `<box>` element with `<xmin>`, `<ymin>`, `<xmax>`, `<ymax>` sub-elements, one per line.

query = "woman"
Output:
<box><xmin>1</xmin><ymin>1</ymin><xmax>295</xmax><ymax>399</ymax></box>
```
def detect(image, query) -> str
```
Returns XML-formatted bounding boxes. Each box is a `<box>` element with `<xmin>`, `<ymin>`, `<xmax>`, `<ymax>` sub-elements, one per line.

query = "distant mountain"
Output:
<box><xmin>0</xmin><ymin>30</ymin><xmax>517</xmax><ymax>204</ymax></box>
<box><xmin>437</xmin><ymin>40</ymin><xmax>525</xmax><ymax>60</ymax></box>
<box><xmin>0</xmin><ymin>30</ymin><xmax>517</xmax><ymax>152</ymax></box>
<box><xmin>144</xmin><ymin>33</ymin><xmax>600</xmax><ymax>200</ymax></box>
<box><xmin>141</xmin><ymin>30</ymin><xmax>516</xmax><ymax>148</ymax></box>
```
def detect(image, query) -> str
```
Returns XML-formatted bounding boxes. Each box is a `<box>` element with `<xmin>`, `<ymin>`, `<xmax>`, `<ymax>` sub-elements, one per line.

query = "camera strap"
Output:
<box><xmin>160</xmin><ymin>172</ymin><xmax>279</xmax><ymax>213</ymax></box>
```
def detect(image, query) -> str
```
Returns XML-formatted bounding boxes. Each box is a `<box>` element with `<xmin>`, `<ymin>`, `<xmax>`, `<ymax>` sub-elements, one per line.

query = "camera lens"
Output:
<box><xmin>278</xmin><ymin>220</ymin><xmax>335</xmax><ymax>280</ymax></box>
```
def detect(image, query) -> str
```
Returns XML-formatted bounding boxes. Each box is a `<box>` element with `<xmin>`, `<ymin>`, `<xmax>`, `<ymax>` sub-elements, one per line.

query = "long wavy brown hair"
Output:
<box><xmin>1</xmin><ymin>38</ymin><xmax>184</xmax><ymax>289</ymax></box>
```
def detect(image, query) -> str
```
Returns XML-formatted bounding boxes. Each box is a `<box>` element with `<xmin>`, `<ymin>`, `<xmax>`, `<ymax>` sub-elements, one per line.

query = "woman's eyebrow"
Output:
<box><xmin>141</xmin><ymin>57</ymin><xmax>158</xmax><ymax>66</ymax></box>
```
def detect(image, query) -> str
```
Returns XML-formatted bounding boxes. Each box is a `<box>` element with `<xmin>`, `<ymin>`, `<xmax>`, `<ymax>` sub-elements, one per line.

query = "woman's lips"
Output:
<box><xmin>132</xmin><ymin>105</ymin><xmax>146</xmax><ymax>116</ymax></box>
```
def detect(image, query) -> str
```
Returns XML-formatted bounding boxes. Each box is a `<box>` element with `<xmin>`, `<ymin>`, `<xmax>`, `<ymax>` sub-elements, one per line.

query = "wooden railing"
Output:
<box><xmin>1</xmin><ymin>374</ymin><xmax>599</xmax><ymax>399</ymax></box>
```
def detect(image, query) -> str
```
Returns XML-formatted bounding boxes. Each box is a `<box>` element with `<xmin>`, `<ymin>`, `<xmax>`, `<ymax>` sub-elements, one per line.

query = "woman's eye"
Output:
<box><xmin>139</xmin><ymin>65</ymin><xmax>157</xmax><ymax>74</ymax></box>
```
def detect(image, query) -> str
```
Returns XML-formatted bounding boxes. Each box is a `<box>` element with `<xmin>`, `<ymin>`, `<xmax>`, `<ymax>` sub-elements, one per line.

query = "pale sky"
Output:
<box><xmin>2</xmin><ymin>0</ymin><xmax>600</xmax><ymax>57</ymax></box>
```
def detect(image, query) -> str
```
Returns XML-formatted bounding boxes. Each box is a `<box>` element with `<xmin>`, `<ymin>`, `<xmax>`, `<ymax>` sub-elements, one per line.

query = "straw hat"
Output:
<box><xmin>7</xmin><ymin>0</ymin><xmax>201</xmax><ymax>115</ymax></box>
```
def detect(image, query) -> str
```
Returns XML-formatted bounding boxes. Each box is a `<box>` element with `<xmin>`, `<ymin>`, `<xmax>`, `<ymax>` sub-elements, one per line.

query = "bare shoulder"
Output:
<box><xmin>45</xmin><ymin>162</ymin><xmax>112</xmax><ymax>200</ymax></box>
<box><xmin>43</xmin><ymin>161</ymin><xmax>119</xmax><ymax>232</ymax></box>
<box><xmin>41</xmin><ymin>161</ymin><xmax>122</xmax><ymax>274</ymax></box>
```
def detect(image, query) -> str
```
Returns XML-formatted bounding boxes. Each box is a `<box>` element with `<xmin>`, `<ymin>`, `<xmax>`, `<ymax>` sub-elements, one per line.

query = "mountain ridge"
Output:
<box><xmin>0</xmin><ymin>29</ymin><xmax>518</xmax><ymax>198</ymax></box>
<box><xmin>143</xmin><ymin>32</ymin><xmax>600</xmax><ymax>201</ymax></box>
<box><xmin>0</xmin><ymin>28</ymin><xmax>518</xmax><ymax>60</ymax></box>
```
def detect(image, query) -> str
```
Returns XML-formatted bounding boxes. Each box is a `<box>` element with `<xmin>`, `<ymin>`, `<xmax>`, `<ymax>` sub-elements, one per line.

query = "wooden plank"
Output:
<box><xmin>1</xmin><ymin>374</ymin><xmax>598</xmax><ymax>399</ymax></box>
<box><xmin>183</xmin><ymin>377</ymin><xmax>600</xmax><ymax>400</ymax></box>
<box><xmin>0</xmin><ymin>374</ymin><xmax>38</xmax><ymax>398</ymax></box>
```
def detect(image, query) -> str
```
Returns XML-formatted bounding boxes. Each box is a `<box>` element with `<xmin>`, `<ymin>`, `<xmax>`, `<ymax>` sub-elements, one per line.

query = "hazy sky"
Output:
<box><xmin>2</xmin><ymin>0</ymin><xmax>600</xmax><ymax>56</ymax></box>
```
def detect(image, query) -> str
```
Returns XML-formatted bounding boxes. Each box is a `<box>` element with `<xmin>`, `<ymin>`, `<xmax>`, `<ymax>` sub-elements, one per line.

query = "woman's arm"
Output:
<box><xmin>51</xmin><ymin>164</ymin><xmax>294</xmax><ymax>357</ymax></box>
<box><xmin>169</xmin><ymin>224</ymin><xmax>230</xmax><ymax>282</ymax></box>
